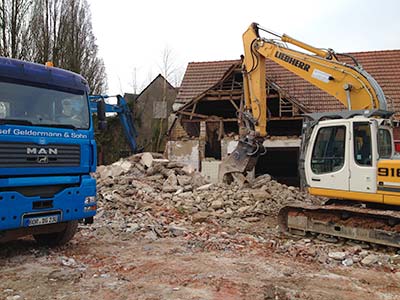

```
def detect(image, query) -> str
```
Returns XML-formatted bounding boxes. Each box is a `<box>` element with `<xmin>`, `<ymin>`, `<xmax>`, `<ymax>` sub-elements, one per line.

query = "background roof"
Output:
<box><xmin>176</xmin><ymin>50</ymin><xmax>400</xmax><ymax>113</ymax></box>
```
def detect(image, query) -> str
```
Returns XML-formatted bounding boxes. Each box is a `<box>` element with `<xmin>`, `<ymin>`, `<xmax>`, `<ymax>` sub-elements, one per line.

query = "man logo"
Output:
<box><xmin>26</xmin><ymin>147</ymin><xmax>58</xmax><ymax>155</ymax></box>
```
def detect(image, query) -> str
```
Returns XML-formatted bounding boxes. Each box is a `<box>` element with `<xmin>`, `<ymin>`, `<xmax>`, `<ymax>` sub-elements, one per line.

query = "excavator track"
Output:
<box><xmin>278</xmin><ymin>204</ymin><xmax>400</xmax><ymax>248</ymax></box>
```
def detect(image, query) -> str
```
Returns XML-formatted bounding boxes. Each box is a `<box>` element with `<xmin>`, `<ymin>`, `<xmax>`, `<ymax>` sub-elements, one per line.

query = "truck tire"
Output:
<box><xmin>33</xmin><ymin>220</ymin><xmax>78</xmax><ymax>246</ymax></box>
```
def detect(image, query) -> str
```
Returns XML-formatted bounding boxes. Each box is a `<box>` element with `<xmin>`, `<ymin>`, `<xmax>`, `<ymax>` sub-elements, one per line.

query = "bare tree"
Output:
<box><xmin>0</xmin><ymin>0</ymin><xmax>107</xmax><ymax>94</ymax></box>
<box><xmin>54</xmin><ymin>0</ymin><xmax>106</xmax><ymax>93</ymax></box>
<box><xmin>0</xmin><ymin>0</ymin><xmax>32</xmax><ymax>59</ymax></box>
<box><xmin>130</xmin><ymin>67</ymin><xmax>138</xmax><ymax>94</ymax></box>
<box><xmin>145</xmin><ymin>68</ymin><xmax>154</xmax><ymax>88</ymax></box>
<box><xmin>29</xmin><ymin>0</ymin><xmax>62</xmax><ymax>63</ymax></box>
<box><xmin>158</xmin><ymin>45</ymin><xmax>183</xmax><ymax>87</ymax></box>
<box><xmin>152</xmin><ymin>46</ymin><xmax>183</xmax><ymax>151</ymax></box>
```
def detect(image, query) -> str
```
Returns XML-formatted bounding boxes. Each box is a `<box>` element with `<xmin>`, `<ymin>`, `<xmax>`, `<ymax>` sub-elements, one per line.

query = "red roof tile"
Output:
<box><xmin>267</xmin><ymin>50</ymin><xmax>400</xmax><ymax>113</ymax></box>
<box><xmin>175</xmin><ymin>60</ymin><xmax>240</xmax><ymax>103</ymax></box>
<box><xmin>177</xmin><ymin>50</ymin><xmax>400</xmax><ymax>114</ymax></box>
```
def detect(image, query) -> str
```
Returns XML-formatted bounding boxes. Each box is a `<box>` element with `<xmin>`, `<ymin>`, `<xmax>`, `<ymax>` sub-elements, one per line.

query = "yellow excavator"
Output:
<box><xmin>220</xmin><ymin>22</ymin><xmax>400</xmax><ymax>247</ymax></box>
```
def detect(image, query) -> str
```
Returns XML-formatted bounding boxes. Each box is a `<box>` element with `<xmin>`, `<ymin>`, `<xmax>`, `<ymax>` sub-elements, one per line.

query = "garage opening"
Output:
<box><xmin>255</xmin><ymin>147</ymin><xmax>300</xmax><ymax>186</ymax></box>
<box><xmin>267</xmin><ymin>119</ymin><xmax>303</xmax><ymax>136</ymax></box>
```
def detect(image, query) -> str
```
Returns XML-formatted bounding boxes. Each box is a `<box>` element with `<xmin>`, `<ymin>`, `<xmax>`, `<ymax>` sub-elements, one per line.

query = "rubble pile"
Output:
<box><xmin>80</xmin><ymin>153</ymin><xmax>400</xmax><ymax>270</ymax></box>
<box><xmin>273</xmin><ymin>238</ymin><xmax>400</xmax><ymax>269</ymax></box>
<box><xmin>93</xmin><ymin>153</ymin><xmax>322</xmax><ymax>238</ymax></box>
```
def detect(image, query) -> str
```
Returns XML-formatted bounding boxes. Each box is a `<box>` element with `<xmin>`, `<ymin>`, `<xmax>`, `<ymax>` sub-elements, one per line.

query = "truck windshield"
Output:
<box><xmin>0</xmin><ymin>81</ymin><xmax>90</xmax><ymax>129</ymax></box>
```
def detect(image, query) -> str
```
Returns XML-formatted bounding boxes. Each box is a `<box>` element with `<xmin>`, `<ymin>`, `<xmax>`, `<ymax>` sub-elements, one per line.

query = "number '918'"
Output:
<box><xmin>378</xmin><ymin>167</ymin><xmax>400</xmax><ymax>177</ymax></box>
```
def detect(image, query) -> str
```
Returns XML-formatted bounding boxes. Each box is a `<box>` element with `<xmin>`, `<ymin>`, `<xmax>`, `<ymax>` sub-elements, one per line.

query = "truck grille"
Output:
<box><xmin>0</xmin><ymin>143</ymin><xmax>80</xmax><ymax>167</ymax></box>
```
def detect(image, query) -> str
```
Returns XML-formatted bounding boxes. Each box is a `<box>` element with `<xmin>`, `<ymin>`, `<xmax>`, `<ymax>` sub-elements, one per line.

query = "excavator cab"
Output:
<box><xmin>302</xmin><ymin>110</ymin><xmax>397</xmax><ymax>200</ymax></box>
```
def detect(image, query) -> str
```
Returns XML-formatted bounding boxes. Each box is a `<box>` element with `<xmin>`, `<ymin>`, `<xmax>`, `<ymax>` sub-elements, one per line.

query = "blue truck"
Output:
<box><xmin>0</xmin><ymin>57</ymin><xmax>131</xmax><ymax>246</ymax></box>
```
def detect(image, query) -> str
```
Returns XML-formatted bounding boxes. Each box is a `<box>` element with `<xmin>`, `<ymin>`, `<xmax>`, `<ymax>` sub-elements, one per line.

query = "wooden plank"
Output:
<box><xmin>229</xmin><ymin>99</ymin><xmax>240</xmax><ymax>111</ymax></box>
<box><xmin>206</xmin><ymin>90</ymin><xmax>242</xmax><ymax>96</ymax></box>
<box><xmin>179</xmin><ymin>110</ymin><xmax>209</xmax><ymax>119</ymax></box>
<box><xmin>181</xmin><ymin>118</ymin><xmax>238</xmax><ymax>123</ymax></box>
<box><xmin>269</xmin><ymin>116</ymin><xmax>304</xmax><ymax>121</ymax></box>
<box><xmin>190</xmin><ymin>102</ymin><xmax>197</xmax><ymax>120</ymax></box>
<box><xmin>202</xmin><ymin>96</ymin><xmax>242</xmax><ymax>101</ymax></box>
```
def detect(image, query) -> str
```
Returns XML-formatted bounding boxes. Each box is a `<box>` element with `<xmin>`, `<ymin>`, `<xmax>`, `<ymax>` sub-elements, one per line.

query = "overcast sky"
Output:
<box><xmin>88</xmin><ymin>0</ymin><xmax>400</xmax><ymax>95</ymax></box>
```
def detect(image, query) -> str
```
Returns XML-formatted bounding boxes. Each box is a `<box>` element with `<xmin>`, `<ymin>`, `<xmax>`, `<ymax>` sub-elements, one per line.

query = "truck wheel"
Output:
<box><xmin>33</xmin><ymin>221</ymin><xmax>78</xmax><ymax>246</ymax></box>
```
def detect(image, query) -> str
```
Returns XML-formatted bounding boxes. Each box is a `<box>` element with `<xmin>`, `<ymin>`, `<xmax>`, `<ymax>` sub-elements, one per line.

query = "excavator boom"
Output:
<box><xmin>220</xmin><ymin>22</ymin><xmax>387</xmax><ymax>182</ymax></box>
<box><xmin>242</xmin><ymin>22</ymin><xmax>386</xmax><ymax>137</ymax></box>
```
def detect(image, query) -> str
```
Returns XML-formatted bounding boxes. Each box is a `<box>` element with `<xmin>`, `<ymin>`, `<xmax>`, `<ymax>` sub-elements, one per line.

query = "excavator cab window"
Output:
<box><xmin>311</xmin><ymin>126</ymin><xmax>346</xmax><ymax>174</ymax></box>
<box><xmin>353</xmin><ymin>123</ymin><xmax>372</xmax><ymax>166</ymax></box>
<box><xmin>377</xmin><ymin>128</ymin><xmax>392</xmax><ymax>159</ymax></box>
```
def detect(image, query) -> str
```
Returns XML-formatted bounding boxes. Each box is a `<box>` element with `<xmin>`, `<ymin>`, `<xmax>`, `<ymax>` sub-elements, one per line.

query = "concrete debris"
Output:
<box><xmin>60</xmin><ymin>256</ymin><xmax>77</xmax><ymax>267</ymax></box>
<box><xmin>191</xmin><ymin>212</ymin><xmax>210</xmax><ymax>223</ymax></box>
<box><xmin>196</xmin><ymin>183</ymin><xmax>214</xmax><ymax>191</ymax></box>
<box><xmin>6</xmin><ymin>296</ymin><xmax>22</xmax><ymax>300</ymax></box>
<box><xmin>328</xmin><ymin>251</ymin><xmax>347</xmax><ymax>261</ymax></box>
<box><xmin>140</xmin><ymin>152</ymin><xmax>154</xmax><ymax>168</ymax></box>
<box><xmin>94</xmin><ymin>153</ymin><xmax>320</xmax><ymax>242</ymax></box>
<box><xmin>211</xmin><ymin>199</ymin><xmax>224</xmax><ymax>210</ymax></box>
<box><xmin>95</xmin><ymin>153</ymin><xmax>321</xmax><ymax>234</ymax></box>
<box><xmin>342</xmin><ymin>258</ymin><xmax>354</xmax><ymax>267</ymax></box>
<box><xmin>361</xmin><ymin>254</ymin><xmax>379</xmax><ymax>266</ymax></box>
<box><xmin>182</xmin><ymin>164</ymin><xmax>195</xmax><ymax>175</ymax></box>
<box><xmin>90</xmin><ymin>152</ymin><xmax>400</xmax><ymax>271</ymax></box>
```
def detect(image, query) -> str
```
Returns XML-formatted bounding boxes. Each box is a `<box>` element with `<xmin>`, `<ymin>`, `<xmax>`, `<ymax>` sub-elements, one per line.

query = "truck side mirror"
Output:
<box><xmin>97</xmin><ymin>100</ymin><xmax>107</xmax><ymax>130</ymax></box>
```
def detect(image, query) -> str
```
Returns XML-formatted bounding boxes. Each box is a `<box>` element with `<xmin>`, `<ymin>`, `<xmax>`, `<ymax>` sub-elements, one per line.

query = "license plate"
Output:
<box><xmin>25</xmin><ymin>215</ymin><xmax>59</xmax><ymax>227</ymax></box>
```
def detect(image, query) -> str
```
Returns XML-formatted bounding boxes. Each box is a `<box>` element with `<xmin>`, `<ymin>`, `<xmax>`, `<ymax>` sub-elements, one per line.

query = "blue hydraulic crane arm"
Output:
<box><xmin>89</xmin><ymin>94</ymin><xmax>138</xmax><ymax>153</ymax></box>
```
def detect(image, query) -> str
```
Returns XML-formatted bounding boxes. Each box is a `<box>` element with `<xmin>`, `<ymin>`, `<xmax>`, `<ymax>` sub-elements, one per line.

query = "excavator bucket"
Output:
<box><xmin>218</xmin><ymin>139</ymin><xmax>262</xmax><ymax>183</ymax></box>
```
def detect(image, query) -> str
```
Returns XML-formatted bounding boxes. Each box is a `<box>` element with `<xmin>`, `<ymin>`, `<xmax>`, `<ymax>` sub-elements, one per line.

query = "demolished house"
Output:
<box><xmin>166</xmin><ymin>50</ymin><xmax>400</xmax><ymax>185</ymax></box>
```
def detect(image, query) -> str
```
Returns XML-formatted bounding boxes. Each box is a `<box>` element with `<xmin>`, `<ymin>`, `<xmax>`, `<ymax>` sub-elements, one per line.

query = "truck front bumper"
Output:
<box><xmin>0</xmin><ymin>175</ymin><xmax>96</xmax><ymax>231</ymax></box>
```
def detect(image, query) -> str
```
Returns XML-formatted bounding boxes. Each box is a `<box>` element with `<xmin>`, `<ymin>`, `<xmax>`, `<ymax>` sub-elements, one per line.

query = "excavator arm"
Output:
<box><xmin>242</xmin><ymin>22</ymin><xmax>386</xmax><ymax>137</ymax></box>
<box><xmin>90</xmin><ymin>94</ymin><xmax>138</xmax><ymax>153</ymax></box>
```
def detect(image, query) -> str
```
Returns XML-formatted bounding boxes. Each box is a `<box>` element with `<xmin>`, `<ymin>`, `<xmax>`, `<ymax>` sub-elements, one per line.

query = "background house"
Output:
<box><xmin>132</xmin><ymin>74</ymin><xmax>178</xmax><ymax>153</ymax></box>
<box><xmin>96</xmin><ymin>74</ymin><xmax>177</xmax><ymax>165</ymax></box>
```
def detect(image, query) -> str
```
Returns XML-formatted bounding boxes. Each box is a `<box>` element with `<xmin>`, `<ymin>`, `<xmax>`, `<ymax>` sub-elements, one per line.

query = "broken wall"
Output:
<box><xmin>166</xmin><ymin>140</ymin><xmax>201</xmax><ymax>171</ymax></box>
<box><xmin>167</xmin><ymin>61</ymin><xmax>306</xmax><ymax>185</ymax></box>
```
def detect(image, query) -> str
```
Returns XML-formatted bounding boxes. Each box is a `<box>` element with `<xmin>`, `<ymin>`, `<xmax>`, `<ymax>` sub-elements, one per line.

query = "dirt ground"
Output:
<box><xmin>1</xmin><ymin>156</ymin><xmax>400</xmax><ymax>299</ymax></box>
<box><xmin>1</xmin><ymin>218</ymin><xmax>400</xmax><ymax>300</ymax></box>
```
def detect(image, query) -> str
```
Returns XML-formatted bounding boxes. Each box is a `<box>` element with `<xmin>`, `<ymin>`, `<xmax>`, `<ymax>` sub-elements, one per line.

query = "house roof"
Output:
<box><xmin>175</xmin><ymin>60</ymin><xmax>240</xmax><ymax>103</ymax></box>
<box><xmin>136</xmin><ymin>74</ymin><xmax>176</xmax><ymax>102</ymax></box>
<box><xmin>123</xmin><ymin>92</ymin><xmax>139</xmax><ymax>103</ymax></box>
<box><xmin>176</xmin><ymin>50</ymin><xmax>400</xmax><ymax>114</ymax></box>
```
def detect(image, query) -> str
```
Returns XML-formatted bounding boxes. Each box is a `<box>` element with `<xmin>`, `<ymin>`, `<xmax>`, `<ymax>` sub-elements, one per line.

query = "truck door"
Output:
<box><xmin>305</xmin><ymin>123</ymin><xmax>349</xmax><ymax>191</ymax></box>
<box><xmin>349</xmin><ymin>122</ymin><xmax>376</xmax><ymax>193</ymax></box>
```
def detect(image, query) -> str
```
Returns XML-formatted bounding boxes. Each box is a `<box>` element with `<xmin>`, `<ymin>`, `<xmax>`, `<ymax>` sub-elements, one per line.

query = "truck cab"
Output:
<box><xmin>0</xmin><ymin>57</ymin><xmax>97</xmax><ymax>245</ymax></box>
